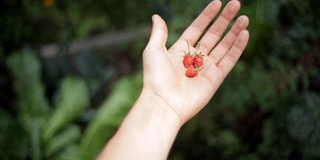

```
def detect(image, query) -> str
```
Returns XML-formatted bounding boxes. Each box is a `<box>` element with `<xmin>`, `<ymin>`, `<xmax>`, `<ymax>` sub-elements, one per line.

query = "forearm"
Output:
<box><xmin>97</xmin><ymin>89</ymin><xmax>181</xmax><ymax>160</ymax></box>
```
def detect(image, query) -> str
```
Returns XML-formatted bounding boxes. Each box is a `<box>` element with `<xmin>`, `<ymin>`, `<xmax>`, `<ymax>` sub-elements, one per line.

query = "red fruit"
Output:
<box><xmin>183</xmin><ymin>55</ymin><xmax>194</xmax><ymax>68</ymax></box>
<box><xmin>194</xmin><ymin>55</ymin><xmax>204</xmax><ymax>68</ymax></box>
<box><xmin>185</xmin><ymin>65</ymin><xmax>197</xmax><ymax>78</ymax></box>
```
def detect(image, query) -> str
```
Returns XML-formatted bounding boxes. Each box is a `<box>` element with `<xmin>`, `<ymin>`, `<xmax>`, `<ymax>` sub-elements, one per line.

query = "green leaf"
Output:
<box><xmin>81</xmin><ymin>73</ymin><xmax>142</xmax><ymax>159</ymax></box>
<box><xmin>45</xmin><ymin>125</ymin><xmax>82</xmax><ymax>158</ymax></box>
<box><xmin>43</xmin><ymin>76</ymin><xmax>89</xmax><ymax>142</ymax></box>
<box><xmin>6</xmin><ymin>49</ymin><xmax>50</xmax><ymax>118</ymax></box>
<box><xmin>76</xmin><ymin>16</ymin><xmax>108</xmax><ymax>38</ymax></box>
<box><xmin>6</xmin><ymin>49</ymin><xmax>50</xmax><ymax>160</ymax></box>
<box><xmin>28</xmin><ymin>118</ymin><xmax>44</xmax><ymax>160</ymax></box>
<box><xmin>52</xmin><ymin>145</ymin><xmax>83</xmax><ymax>160</ymax></box>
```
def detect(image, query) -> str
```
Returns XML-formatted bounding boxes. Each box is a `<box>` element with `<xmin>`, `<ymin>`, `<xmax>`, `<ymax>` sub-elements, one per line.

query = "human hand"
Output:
<box><xmin>142</xmin><ymin>0</ymin><xmax>250</xmax><ymax>125</ymax></box>
<box><xmin>98</xmin><ymin>1</ymin><xmax>250</xmax><ymax>159</ymax></box>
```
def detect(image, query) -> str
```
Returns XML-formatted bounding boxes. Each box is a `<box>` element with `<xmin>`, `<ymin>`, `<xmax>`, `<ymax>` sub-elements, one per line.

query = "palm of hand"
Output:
<box><xmin>143</xmin><ymin>0</ymin><xmax>249</xmax><ymax>124</ymax></box>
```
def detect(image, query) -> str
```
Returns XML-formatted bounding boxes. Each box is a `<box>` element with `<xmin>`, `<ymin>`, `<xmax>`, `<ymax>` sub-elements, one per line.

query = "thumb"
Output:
<box><xmin>148</xmin><ymin>14</ymin><xmax>168</xmax><ymax>48</ymax></box>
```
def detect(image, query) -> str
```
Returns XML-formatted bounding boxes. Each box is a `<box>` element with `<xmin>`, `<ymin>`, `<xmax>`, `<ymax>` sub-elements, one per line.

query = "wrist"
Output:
<box><xmin>101</xmin><ymin>88</ymin><xmax>182</xmax><ymax>160</ymax></box>
<box><xmin>133</xmin><ymin>88</ymin><xmax>182</xmax><ymax>129</ymax></box>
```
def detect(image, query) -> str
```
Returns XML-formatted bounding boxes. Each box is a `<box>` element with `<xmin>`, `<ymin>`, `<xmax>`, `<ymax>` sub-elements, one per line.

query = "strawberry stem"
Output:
<box><xmin>185</xmin><ymin>40</ymin><xmax>191</xmax><ymax>55</ymax></box>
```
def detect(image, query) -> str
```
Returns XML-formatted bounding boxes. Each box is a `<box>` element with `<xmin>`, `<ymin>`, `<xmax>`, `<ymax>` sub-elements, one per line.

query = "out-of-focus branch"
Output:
<box><xmin>40</xmin><ymin>26</ymin><xmax>150</xmax><ymax>59</ymax></box>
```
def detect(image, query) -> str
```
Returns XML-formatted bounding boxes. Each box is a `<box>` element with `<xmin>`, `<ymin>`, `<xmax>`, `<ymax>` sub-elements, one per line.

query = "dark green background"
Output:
<box><xmin>0</xmin><ymin>0</ymin><xmax>319</xmax><ymax>159</ymax></box>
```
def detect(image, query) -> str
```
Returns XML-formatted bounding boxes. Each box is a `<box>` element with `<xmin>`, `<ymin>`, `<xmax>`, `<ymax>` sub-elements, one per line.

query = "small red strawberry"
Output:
<box><xmin>185</xmin><ymin>65</ymin><xmax>197</xmax><ymax>78</ymax></box>
<box><xmin>183</xmin><ymin>40</ymin><xmax>194</xmax><ymax>68</ymax></box>
<box><xmin>182</xmin><ymin>40</ymin><xmax>206</xmax><ymax>78</ymax></box>
<box><xmin>194</xmin><ymin>54</ymin><xmax>204</xmax><ymax>68</ymax></box>
<box><xmin>183</xmin><ymin>54</ymin><xmax>194</xmax><ymax>68</ymax></box>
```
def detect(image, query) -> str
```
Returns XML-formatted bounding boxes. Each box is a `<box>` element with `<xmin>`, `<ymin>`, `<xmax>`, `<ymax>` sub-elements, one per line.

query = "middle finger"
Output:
<box><xmin>198</xmin><ymin>0</ymin><xmax>241</xmax><ymax>55</ymax></box>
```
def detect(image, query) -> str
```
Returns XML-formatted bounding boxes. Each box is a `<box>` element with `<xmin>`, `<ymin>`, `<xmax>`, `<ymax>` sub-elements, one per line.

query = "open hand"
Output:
<box><xmin>142</xmin><ymin>0</ymin><xmax>250</xmax><ymax>124</ymax></box>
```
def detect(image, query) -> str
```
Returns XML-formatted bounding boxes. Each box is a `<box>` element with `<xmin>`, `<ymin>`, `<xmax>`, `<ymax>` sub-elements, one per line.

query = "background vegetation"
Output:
<box><xmin>0</xmin><ymin>0</ymin><xmax>319</xmax><ymax>159</ymax></box>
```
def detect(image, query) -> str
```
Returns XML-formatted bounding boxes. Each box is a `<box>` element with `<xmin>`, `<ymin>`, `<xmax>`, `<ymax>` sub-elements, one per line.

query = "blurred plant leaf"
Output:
<box><xmin>6</xmin><ymin>49</ymin><xmax>49</xmax><ymax>118</ymax></box>
<box><xmin>52</xmin><ymin>145</ymin><xmax>83</xmax><ymax>160</ymax></box>
<box><xmin>43</xmin><ymin>76</ymin><xmax>89</xmax><ymax>142</ymax></box>
<box><xmin>81</xmin><ymin>72</ymin><xmax>142</xmax><ymax>159</ymax></box>
<box><xmin>6</xmin><ymin>49</ymin><xmax>50</xmax><ymax>160</ymax></box>
<box><xmin>76</xmin><ymin>16</ymin><xmax>108</xmax><ymax>38</ymax></box>
<box><xmin>45</xmin><ymin>125</ymin><xmax>82</xmax><ymax>158</ymax></box>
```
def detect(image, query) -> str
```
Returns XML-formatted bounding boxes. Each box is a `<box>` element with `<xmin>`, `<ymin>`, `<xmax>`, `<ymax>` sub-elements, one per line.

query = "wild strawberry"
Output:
<box><xmin>182</xmin><ymin>40</ymin><xmax>206</xmax><ymax>78</ymax></box>
<box><xmin>194</xmin><ymin>55</ymin><xmax>204</xmax><ymax>68</ymax></box>
<box><xmin>183</xmin><ymin>54</ymin><xmax>194</xmax><ymax>68</ymax></box>
<box><xmin>185</xmin><ymin>65</ymin><xmax>197</xmax><ymax>78</ymax></box>
<box><xmin>182</xmin><ymin>40</ymin><xmax>194</xmax><ymax>68</ymax></box>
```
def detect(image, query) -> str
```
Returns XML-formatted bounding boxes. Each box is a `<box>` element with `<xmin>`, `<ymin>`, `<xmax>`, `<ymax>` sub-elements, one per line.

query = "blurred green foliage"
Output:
<box><xmin>0</xmin><ymin>0</ymin><xmax>319</xmax><ymax>159</ymax></box>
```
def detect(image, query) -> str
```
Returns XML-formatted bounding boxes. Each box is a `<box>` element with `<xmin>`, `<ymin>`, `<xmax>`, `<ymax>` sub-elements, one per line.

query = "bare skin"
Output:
<box><xmin>98</xmin><ymin>0</ymin><xmax>249</xmax><ymax>159</ymax></box>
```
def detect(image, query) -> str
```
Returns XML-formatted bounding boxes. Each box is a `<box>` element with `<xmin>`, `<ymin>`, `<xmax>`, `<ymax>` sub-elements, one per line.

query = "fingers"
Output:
<box><xmin>198</xmin><ymin>0</ymin><xmax>241</xmax><ymax>54</ymax></box>
<box><xmin>179</xmin><ymin>0</ymin><xmax>222</xmax><ymax>46</ymax></box>
<box><xmin>147</xmin><ymin>14</ymin><xmax>168</xmax><ymax>48</ymax></box>
<box><xmin>210</xmin><ymin>15</ymin><xmax>249</xmax><ymax>64</ymax></box>
<box><xmin>217</xmin><ymin>30</ymin><xmax>249</xmax><ymax>75</ymax></box>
